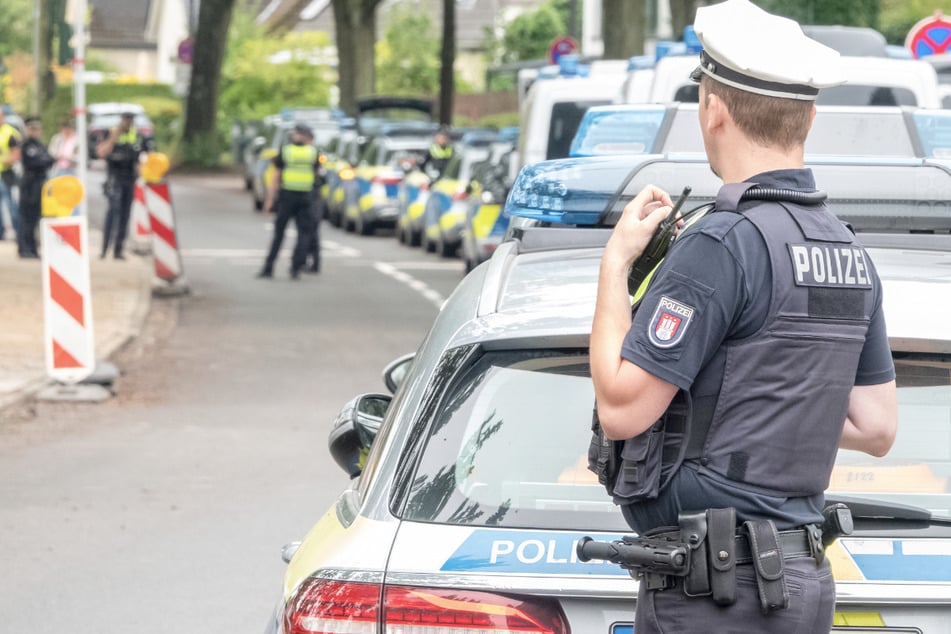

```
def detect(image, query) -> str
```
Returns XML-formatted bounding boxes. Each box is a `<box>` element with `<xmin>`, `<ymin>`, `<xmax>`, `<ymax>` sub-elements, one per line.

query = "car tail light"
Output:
<box><xmin>285</xmin><ymin>578</ymin><xmax>569</xmax><ymax>634</ymax></box>
<box><xmin>373</xmin><ymin>173</ymin><xmax>402</xmax><ymax>186</ymax></box>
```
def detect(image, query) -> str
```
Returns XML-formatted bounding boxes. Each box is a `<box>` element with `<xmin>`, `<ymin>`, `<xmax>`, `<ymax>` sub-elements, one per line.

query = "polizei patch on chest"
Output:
<box><xmin>648</xmin><ymin>296</ymin><xmax>695</xmax><ymax>348</ymax></box>
<box><xmin>788</xmin><ymin>244</ymin><xmax>873</xmax><ymax>288</ymax></box>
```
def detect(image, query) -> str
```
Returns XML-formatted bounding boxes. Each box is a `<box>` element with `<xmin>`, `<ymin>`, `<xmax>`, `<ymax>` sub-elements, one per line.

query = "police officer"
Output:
<box><xmin>97</xmin><ymin>111</ymin><xmax>150</xmax><ymax>260</ymax></box>
<box><xmin>258</xmin><ymin>123</ymin><xmax>319</xmax><ymax>279</ymax></box>
<box><xmin>0</xmin><ymin>108</ymin><xmax>21</xmax><ymax>241</ymax></box>
<box><xmin>419</xmin><ymin>125</ymin><xmax>453</xmax><ymax>179</ymax></box>
<box><xmin>589</xmin><ymin>1</ymin><xmax>898</xmax><ymax>631</ymax></box>
<box><xmin>17</xmin><ymin>116</ymin><xmax>54</xmax><ymax>259</ymax></box>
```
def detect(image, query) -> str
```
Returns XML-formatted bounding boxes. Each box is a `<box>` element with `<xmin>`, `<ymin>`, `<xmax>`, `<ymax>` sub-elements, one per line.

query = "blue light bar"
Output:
<box><xmin>504</xmin><ymin>156</ymin><xmax>637</xmax><ymax>225</ymax></box>
<box><xmin>570</xmin><ymin>105</ymin><xmax>667</xmax><ymax>158</ymax></box>
<box><xmin>627</xmin><ymin>54</ymin><xmax>655</xmax><ymax>72</ymax></box>
<box><xmin>683</xmin><ymin>26</ymin><xmax>702</xmax><ymax>53</ymax></box>
<box><xmin>655</xmin><ymin>41</ymin><xmax>687</xmax><ymax>62</ymax></box>
<box><xmin>913</xmin><ymin>110</ymin><xmax>951</xmax><ymax>158</ymax></box>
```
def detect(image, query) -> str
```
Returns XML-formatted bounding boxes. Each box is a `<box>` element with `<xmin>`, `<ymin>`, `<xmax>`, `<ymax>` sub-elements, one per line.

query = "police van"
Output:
<box><xmin>516</xmin><ymin>56</ymin><xmax>628</xmax><ymax>169</ymax></box>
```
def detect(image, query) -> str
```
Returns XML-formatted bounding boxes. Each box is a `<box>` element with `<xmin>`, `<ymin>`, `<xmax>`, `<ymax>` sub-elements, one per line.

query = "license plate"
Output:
<box><xmin>611</xmin><ymin>624</ymin><xmax>634</xmax><ymax>634</ymax></box>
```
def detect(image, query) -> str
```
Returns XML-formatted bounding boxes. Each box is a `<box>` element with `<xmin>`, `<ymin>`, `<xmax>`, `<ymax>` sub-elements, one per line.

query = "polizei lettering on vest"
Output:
<box><xmin>788</xmin><ymin>244</ymin><xmax>872</xmax><ymax>288</ymax></box>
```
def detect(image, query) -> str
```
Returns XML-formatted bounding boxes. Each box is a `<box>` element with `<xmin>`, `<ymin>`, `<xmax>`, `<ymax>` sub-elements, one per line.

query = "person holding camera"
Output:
<box><xmin>589</xmin><ymin>1</ymin><xmax>897</xmax><ymax>631</ymax></box>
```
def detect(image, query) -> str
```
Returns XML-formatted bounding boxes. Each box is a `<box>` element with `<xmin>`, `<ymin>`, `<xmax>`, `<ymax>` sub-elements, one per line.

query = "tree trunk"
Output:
<box><xmin>668</xmin><ymin>0</ymin><xmax>700</xmax><ymax>39</ymax></box>
<box><xmin>439</xmin><ymin>0</ymin><xmax>455</xmax><ymax>126</ymax></box>
<box><xmin>182</xmin><ymin>0</ymin><xmax>236</xmax><ymax>166</ymax></box>
<box><xmin>602</xmin><ymin>0</ymin><xmax>645</xmax><ymax>59</ymax></box>
<box><xmin>34</xmin><ymin>0</ymin><xmax>57</xmax><ymax>113</ymax></box>
<box><xmin>332</xmin><ymin>0</ymin><xmax>383</xmax><ymax>117</ymax></box>
<box><xmin>261</xmin><ymin>0</ymin><xmax>312</xmax><ymax>34</ymax></box>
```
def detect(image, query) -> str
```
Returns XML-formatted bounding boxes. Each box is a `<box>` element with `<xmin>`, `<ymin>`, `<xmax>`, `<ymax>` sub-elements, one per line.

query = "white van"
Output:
<box><xmin>517</xmin><ymin>63</ymin><xmax>627</xmax><ymax>168</ymax></box>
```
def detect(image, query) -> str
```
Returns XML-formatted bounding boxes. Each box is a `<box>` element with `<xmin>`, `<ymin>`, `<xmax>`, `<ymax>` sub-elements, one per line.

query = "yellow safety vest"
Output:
<box><xmin>281</xmin><ymin>144</ymin><xmax>317</xmax><ymax>192</ymax></box>
<box><xmin>118</xmin><ymin>129</ymin><xmax>139</xmax><ymax>145</ymax></box>
<box><xmin>429</xmin><ymin>143</ymin><xmax>453</xmax><ymax>159</ymax></box>
<box><xmin>0</xmin><ymin>124</ymin><xmax>21</xmax><ymax>172</ymax></box>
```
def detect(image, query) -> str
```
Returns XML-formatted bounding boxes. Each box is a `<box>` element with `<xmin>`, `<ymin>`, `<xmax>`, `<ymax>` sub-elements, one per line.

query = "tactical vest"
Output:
<box><xmin>108</xmin><ymin>129</ymin><xmax>141</xmax><ymax>168</ymax></box>
<box><xmin>0</xmin><ymin>124</ymin><xmax>20</xmax><ymax>172</ymax></box>
<box><xmin>429</xmin><ymin>143</ymin><xmax>453</xmax><ymax>159</ymax></box>
<box><xmin>281</xmin><ymin>144</ymin><xmax>317</xmax><ymax>192</ymax></box>
<box><xmin>606</xmin><ymin>182</ymin><xmax>876</xmax><ymax>503</ymax></box>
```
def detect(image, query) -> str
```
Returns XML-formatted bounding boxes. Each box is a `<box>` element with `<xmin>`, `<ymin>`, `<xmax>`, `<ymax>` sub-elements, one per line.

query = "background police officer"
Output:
<box><xmin>589</xmin><ymin>1</ymin><xmax>898</xmax><ymax>631</ymax></box>
<box><xmin>0</xmin><ymin>108</ymin><xmax>21</xmax><ymax>241</ymax></box>
<box><xmin>17</xmin><ymin>116</ymin><xmax>54</xmax><ymax>259</ymax></box>
<box><xmin>97</xmin><ymin>111</ymin><xmax>150</xmax><ymax>259</ymax></box>
<box><xmin>419</xmin><ymin>125</ymin><xmax>453</xmax><ymax>179</ymax></box>
<box><xmin>258</xmin><ymin>123</ymin><xmax>319</xmax><ymax>279</ymax></box>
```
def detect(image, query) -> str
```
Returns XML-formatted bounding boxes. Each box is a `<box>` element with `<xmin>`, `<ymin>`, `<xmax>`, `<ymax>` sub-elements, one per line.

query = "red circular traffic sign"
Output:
<box><xmin>177</xmin><ymin>37</ymin><xmax>194</xmax><ymax>65</ymax></box>
<box><xmin>548</xmin><ymin>36</ymin><xmax>579</xmax><ymax>65</ymax></box>
<box><xmin>906</xmin><ymin>13</ymin><xmax>951</xmax><ymax>59</ymax></box>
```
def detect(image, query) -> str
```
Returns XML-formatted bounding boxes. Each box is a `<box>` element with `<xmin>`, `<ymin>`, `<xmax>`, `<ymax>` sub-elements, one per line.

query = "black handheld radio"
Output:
<box><xmin>627</xmin><ymin>186</ymin><xmax>693</xmax><ymax>297</ymax></box>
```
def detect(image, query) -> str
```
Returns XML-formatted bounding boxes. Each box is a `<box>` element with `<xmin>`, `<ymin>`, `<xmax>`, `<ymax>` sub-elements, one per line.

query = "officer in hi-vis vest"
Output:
<box><xmin>258</xmin><ymin>123</ymin><xmax>319</xmax><ymax>279</ymax></box>
<box><xmin>419</xmin><ymin>125</ymin><xmax>453</xmax><ymax>180</ymax></box>
<box><xmin>97</xmin><ymin>111</ymin><xmax>150</xmax><ymax>259</ymax></box>
<box><xmin>0</xmin><ymin>108</ymin><xmax>22</xmax><ymax>241</ymax></box>
<box><xmin>589</xmin><ymin>1</ymin><xmax>897</xmax><ymax>631</ymax></box>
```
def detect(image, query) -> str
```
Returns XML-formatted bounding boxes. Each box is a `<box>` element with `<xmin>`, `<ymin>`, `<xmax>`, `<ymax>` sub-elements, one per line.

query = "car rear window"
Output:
<box><xmin>546</xmin><ymin>101</ymin><xmax>611</xmax><ymax>161</ymax></box>
<box><xmin>401</xmin><ymin>349</ymin><xmax>951</xmax><ymax>530</ymax></box>
<box><xmin>401</xmin><ymin>349</ymin><xmax>627</xmax><ymax>531</ymax></box>
<box><xmin>817</xmin><ymin>85</ymin><xmax>918</xmax><ymax>107</ymax></box>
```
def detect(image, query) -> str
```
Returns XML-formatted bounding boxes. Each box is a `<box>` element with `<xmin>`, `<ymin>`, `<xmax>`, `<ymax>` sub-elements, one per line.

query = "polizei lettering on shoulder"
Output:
<box><xmin>787</xmin><ymin>244</ymin><xmax>873</xmax><ymax>288</ymax></box>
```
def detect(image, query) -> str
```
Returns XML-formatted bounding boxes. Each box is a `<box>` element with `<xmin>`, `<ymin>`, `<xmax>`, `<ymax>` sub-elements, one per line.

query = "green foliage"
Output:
<box><xmin>0</xmin><ymin>0</ymin><xmax>33</xmax><ymax>60</ymax></box>
<box><xmin>376</xmin><ymin>8</ymin><xmax>441</xmax><ymax>95</ymax></box>
<box><xmin>880</xmin><ymin>0</ymin><xmax>951</xmax><ymax>45</ymax></box>
<box><xmin>220</xmin><ymin>8</ymin><xmax>334</xmax><ymax>123</ymax></box>
<box><xmin>755</xmin><ymin>0</ymin><xmax>879</xmax><ymax>27</ymax></box>
<box><xmin>501</xmin><ymin>3</ymin><xmax>566</xmax><ymax>63</ymax></box>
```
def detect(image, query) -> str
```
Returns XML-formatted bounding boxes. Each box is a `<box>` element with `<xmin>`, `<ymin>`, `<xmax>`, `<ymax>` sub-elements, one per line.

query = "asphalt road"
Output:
<box><xmin>0</xmin><ymin>167</ymin><xmax>465</xmax><ymax>633</ymax></box>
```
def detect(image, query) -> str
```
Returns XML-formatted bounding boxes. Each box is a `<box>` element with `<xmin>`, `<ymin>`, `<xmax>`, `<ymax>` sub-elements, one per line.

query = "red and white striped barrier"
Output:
<box><xmin>144</xmin><ymin>180</ymin><xmax>185</xmax><ymax>285</ymax></box>
<box><xmin>130</xmin><ymin>178</ymin><xmax>152</xmax><ymax>254</ymax></box>
<box><xmin>40</xmin><ymin>216</ymin><xmax>96</xmax><ymax>383</ymax></box>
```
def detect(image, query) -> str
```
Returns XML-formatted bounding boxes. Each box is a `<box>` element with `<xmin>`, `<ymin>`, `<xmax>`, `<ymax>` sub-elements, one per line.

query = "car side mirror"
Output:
<box><xmin>383</xmin><ymin>352</ymin><xmax>414</xmax><ymax>394</ymax></box>
<box><xmin>328</xmin><ymin>393</ymin><xmax>392</xmax><ymax>478</ymax></box>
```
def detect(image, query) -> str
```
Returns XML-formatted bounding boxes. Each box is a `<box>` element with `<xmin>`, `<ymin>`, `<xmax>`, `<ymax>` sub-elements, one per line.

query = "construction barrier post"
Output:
<box><xmin>144</xmin><ymin>178</ymin><xmax>189</xmax><ymax>296</ymax></box>
<box><xmin>130</xmin><ymin>178</ymin><xmax>152</xmax><ymax>255</ymax></box>
<box><xmin>38</xmin><ymin>215</ymin><xmax>111</xmax><ymax>402</ymax></box>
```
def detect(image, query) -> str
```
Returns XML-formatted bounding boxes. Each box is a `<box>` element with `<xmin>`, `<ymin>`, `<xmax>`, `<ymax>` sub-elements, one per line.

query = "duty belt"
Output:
<box><xmin>653</xmin><ymin>526</ymin><xmax>815</xmax><ymax>565</ymax></box>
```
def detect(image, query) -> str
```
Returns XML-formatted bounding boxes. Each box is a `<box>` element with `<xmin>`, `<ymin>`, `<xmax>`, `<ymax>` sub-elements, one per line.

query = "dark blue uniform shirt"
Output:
<box><xmin>620</xmin><ymin>169</ymin><xmax>895</xmax><ymax>531</ymax></box>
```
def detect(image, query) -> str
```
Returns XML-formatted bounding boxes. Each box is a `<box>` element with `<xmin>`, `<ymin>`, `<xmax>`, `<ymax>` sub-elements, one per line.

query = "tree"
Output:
<box><xmin>332</xmin><ymin>0</ymin><xmax>385</xmax><ymax>117</ymax></box>
<box><xmin>259</xmin><ymin>0</ymin><xmax>312</xmax><ymax>34</ymax></box>
<box><xmin>375</xmin><ymin>10</ymin><xmax>439</xmax><ymax>96</ymax></box>
<box><xmin>500</xmin><ymin>4</ymin><xmax>564</xmax><ymax>63</ymax></box>
<box><xmin>602</xmin><ymin>0</ymin><xmax>645</xmax><ymax>59</ymax></box>
<box><xmin>669</xmin><ymin>0</ymin><xmax>702</xmax><ymax>39</ymax></box>
<box><xmin>755</xmin><ymin>0</ymin><xmax>879</xmax><ymax>28</ymax></box>
<box><xmin>183</xmin><ymin>0</ymin><xmax>237</xmax><ymax>166</ymax></box>
<box><xmin>439</xmin><ymin>0</ymin><xmax>455</xmax><ymax>126</ymax></box>
<box><xmin>0</xmin><ymin>0</ymin><xmax>33</xmax><ymax>61</ymax></box>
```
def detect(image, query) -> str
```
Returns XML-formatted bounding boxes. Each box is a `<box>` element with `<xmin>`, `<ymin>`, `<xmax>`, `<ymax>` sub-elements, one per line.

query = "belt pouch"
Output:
<box><xmin>705</xmin><ymin>507</ymin><xmax>737</xmax><ymax>606</ymax></box>
<box><xmin>743</xmin><ymin>520</ymin><xmax>789</xmax><ymax>613</ymax></box>
<box><xmin>678</xmin><ymin>511</ymin><xmax>710</xmax><ymax>596</ymax></box>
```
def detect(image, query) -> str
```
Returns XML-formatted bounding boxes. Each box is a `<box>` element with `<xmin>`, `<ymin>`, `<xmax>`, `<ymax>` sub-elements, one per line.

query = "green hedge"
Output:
<box><xmin>41</xmin><ymin>83</ymin><xmax>182</xmax><ymax>153</ymax></box>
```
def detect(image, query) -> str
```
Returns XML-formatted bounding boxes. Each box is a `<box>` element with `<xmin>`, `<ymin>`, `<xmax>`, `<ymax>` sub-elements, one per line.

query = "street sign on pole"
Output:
<box><xmin>548</xmin><ymin>36</ymin><xmax>580</xmax><ymax>65</ymax></box>
<box><xmin>906</xmin><ymin>12</ymin><xmax>951</xmax><ymax>59</ymax></box>
<box><xmin>177</xmin><ymin>37</ymin><xmax>194</xmax><ymax>65</ymax></box>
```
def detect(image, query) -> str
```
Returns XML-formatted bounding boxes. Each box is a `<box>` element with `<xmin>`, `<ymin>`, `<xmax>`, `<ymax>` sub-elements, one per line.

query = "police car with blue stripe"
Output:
<box><xmin>264</xmin><ymin>151</ymin><xmax>951</xmax><ymax>633</ymax></box>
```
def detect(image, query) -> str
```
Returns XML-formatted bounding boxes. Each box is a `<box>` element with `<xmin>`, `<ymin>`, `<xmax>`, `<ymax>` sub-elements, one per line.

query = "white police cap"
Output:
<box><xmin>689</xmin><ymin>0</ymin><xmax>845</xmax><ymax>101</ymax></box>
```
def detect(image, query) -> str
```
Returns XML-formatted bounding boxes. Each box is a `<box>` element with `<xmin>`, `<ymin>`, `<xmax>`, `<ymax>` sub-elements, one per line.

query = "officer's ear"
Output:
<box><xmin>701</xmin><ymin>91</ymin><xmax>728</xmax><ymax>136</ymax></box>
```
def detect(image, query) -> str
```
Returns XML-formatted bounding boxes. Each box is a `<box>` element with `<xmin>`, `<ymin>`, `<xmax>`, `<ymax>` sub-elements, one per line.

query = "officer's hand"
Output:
<box><xmin>605</xmin><ymin>185</ymin><xmax>673</xmax><ymax>265</ymax></box>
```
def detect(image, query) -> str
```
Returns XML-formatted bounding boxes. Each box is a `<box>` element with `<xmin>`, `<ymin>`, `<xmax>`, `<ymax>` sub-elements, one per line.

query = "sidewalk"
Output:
<box><xmin>0</xmin><ymin>229</ymin><xmax>153</xmax><ymax>412</ymax></box>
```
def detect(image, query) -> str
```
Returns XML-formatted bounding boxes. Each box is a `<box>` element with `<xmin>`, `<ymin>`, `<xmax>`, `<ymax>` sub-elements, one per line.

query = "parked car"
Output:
<box><xmin>421</xmin><ymin>130</ymin><xmax>498</xmax><ymax>257</ymax></box>
<box><xmin>341</xmin><ymin>124</ymin><xmax>433</xmax><ymax>235</ymax></box>
<box><xmin>460</xmin><ymin>142</ymin><xmax>517</xmax><ymax>273</ymax></box>
<box><xmin>264</xmin><ymin>152</ymin><xmax>951</xmax><ymax>634</ymax></box>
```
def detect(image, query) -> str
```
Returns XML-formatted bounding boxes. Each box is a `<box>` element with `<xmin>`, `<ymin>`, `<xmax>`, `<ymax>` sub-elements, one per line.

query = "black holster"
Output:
<box><xmin>743</xmin><ymin>519</ymin><xmax>789</xmax><ymax>613</ymax></box>
<box><xmin>679</xmin><ymin>507</ymin><xmax>736</xmax><ymax>606</ymax></box>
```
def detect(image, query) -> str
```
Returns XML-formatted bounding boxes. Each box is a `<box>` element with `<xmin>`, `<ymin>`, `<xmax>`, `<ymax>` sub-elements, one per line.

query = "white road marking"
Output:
<box><xmin>374</xmin><ymin>262</ymin><xmax>446</xmax><ymax>309</ymax></box>
<box><xmin>182</xmin><ymin>240</ymin><xmax>359</xmax><ymax>259</ymax></box>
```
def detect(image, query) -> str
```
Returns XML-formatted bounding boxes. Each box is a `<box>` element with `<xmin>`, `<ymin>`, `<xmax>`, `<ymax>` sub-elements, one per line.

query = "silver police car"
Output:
<box><xmin>264</xmin><ymin>154</ymin><xmax>951</xmax><ymax>634</ymax></box>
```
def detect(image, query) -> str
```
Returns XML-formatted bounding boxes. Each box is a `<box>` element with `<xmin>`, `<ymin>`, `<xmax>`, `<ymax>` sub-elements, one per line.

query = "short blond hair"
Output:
<box><xmin>701</xmin><ymin>76</ymin><xmax>813</xmax><ymax>150</ymax></box>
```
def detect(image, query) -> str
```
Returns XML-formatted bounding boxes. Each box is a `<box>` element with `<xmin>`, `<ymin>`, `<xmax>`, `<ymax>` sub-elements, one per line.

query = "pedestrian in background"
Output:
<box><xmin>97</xmin><ymin>111</ymin><xmax>149</xmax><ymax>260</ymax></box>
<box><xmin>419</xmin><ymin>125</ymin><xmax>453</xmax><ymax>180</ymax></box>
<box><xmin>258</xmin><ymin>123</ymin><xmax>319</xmax><ymax>280</ymax></box>
<box><xmin>49</xmin><ymin>117</ymin><xmax>79</xmax><ymax>177</ymax></box>
<box><xmin>0</xmin><ymin>108</ymin><xmax>22</xmax><ymax>241</ymax></box>
<box><xmin>17</xmin><ymin>116</ymin><xmax>54</xmax><ymax>259</ymax></box>
<box><xmin>303</xmin><ymin>127</ymin><xmax>324</xmax><ymax>274</ymax></box>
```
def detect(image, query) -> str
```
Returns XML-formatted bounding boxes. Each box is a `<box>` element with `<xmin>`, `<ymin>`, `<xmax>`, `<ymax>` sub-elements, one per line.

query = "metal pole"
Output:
<box><xmin>74</xmin><ymin>0</ymin><xmax>88</xmax><ymax>217</ymax></box>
